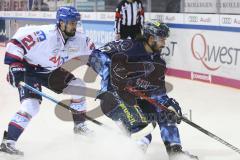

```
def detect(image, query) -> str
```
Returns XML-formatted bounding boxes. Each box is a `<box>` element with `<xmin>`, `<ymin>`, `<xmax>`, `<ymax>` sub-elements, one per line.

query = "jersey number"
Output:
<box><xmin>21</xmin><ymin>30</ymin><xmax>46</xmax><ymax>50</ymax></box>
<box><xmin>21</xmin><ymin>35</ymin><xmax>35</xmax><ymax>50</ymax></box>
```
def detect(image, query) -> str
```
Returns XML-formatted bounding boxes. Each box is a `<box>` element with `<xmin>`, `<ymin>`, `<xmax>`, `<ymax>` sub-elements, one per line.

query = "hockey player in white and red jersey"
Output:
<box><xmin>0</xmin><ymin>6</ymin><xmax>95</xmax><ymax>156</ymax></box>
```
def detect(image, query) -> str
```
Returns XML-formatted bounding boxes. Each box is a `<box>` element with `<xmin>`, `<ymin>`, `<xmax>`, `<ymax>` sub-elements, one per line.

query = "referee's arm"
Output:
<box><xmin>114</xmin><ymin>3</ymin><xmax>122</xmax><ymax>35</ymax></box>
<box><xmin>138</xmin><ymin>1</ymin><xmax>145</xmax><ymax>29</ymax></box>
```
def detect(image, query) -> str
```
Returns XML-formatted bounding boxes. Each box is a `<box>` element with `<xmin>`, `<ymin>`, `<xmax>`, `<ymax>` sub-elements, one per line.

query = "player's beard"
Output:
<box><xmin>151</xmin><ymin>42</ymin><xmax>159</xmax><ymax>52</ymax></box>
<box><xmin>64</xmin><ymin>29</ymin><xmax>76</xmax><ymax>37</ymax></box>
<box><xmin>152</xmin><ymin>42</ymin><xmax>165</xmax><ymax>53</ymax></box>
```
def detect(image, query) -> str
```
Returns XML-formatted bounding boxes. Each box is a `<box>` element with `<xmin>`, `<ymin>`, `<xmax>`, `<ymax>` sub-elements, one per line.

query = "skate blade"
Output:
<box><xmin>170</xmin><ymin>153</ymin><xmax>199</xmax><ymax>160</ymax></box>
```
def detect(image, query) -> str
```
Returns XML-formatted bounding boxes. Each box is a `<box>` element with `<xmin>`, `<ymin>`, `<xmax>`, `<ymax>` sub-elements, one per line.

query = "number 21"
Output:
<box><xmin>21</xmin><ymin>35</ymin><xmax>35</xmax><ymax>50</ymax></box>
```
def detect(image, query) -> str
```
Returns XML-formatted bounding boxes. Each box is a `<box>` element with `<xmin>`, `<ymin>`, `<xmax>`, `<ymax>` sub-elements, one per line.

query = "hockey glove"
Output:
<box><xmin>161</xmin><ymin>97</ymin><xmax>182</xmax><ymax>124</ymax></box>
<box><xmin>7</xmin><ymin>63</ymin><xmax>25</xmax><ymax>88</ymax></box>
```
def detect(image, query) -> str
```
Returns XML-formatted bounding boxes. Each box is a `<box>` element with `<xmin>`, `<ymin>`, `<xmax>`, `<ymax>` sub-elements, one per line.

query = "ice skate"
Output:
<box><xmin>73</xmin><ymin>122</ymin><xmax>94</xmax><ymax>136</ymax></box>
<box><xmin>166</xmin><ymin>144</ymin><xmax>198</xmax><ymax>160</ymax></box>
<box><xmin>0</xmin><ymin>131</ymin><xmax>24</xmax><ymax>156</ymax></box>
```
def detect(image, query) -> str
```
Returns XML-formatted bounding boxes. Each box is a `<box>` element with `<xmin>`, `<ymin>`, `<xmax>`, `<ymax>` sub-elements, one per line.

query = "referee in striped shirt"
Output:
<box><xmin>114</xmin><ymin>0</ymin><xmax>144</xmax><ymax>40</ymax></box>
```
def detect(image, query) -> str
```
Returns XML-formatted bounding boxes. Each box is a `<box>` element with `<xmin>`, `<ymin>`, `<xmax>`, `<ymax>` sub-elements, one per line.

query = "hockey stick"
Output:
<box><xmin>19</xmin><ymin>81</ymin><xmax>102</xmax><ymax>125</ymax></box>
<box><xmin>19</xmin><ymin>81</ymin><xmax>156</xmax><ymax>140</ymax></box>
<box><xmin>125</xmin><ymin>86</ymin><xmax>240</xmax><ymax>154</ymax></box>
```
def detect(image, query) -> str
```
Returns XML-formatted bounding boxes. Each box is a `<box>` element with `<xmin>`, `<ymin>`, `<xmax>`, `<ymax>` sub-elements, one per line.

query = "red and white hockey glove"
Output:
<box><xmin>7</xmin><ymin>63</ymin><xmax>25</xmax><ymax>88</ymax></box>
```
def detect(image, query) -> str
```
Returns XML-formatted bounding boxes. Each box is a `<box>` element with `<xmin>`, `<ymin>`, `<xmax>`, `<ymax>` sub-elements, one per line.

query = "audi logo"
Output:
<box><xmin>222</xmin><ymin>17</ymin><xmax>232</xmax><ymax>24</ymax></box>
<box><xmin>155</xmin><ymin>15</ymin><xmax>164</xmax><ymax>21</ymax></box>
<box><xmin>188</xmin><ymin>16</ymin><xmax>198</xmax><ymax>22</ymax></box>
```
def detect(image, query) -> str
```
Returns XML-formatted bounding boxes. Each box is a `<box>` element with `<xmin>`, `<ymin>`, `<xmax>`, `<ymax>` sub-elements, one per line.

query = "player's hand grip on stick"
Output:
<box><xmin>125</xmin><ymin>86</ymin><xmax>240</xmax><ymax>154</ymax></box>
<box><xmin>7</xmin><ymin>63</ymin><xmax>25</xmax><ymax>88</ymax></box>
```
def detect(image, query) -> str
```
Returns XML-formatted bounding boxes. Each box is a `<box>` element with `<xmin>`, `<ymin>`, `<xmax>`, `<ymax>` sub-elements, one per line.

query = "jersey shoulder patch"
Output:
<box><xmin>99</xmin><ymin>39</ymin><xmax>133</xmax><ymax>56</ymax></box>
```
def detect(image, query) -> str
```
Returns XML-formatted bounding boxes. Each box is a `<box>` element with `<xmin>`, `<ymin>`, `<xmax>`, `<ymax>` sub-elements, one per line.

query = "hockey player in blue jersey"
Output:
<box><xmin>88</xmin><ymin>20</ymin><xmax>198</xmax><ymax>159</ymax></box>
<box><xmin>0</xmin><ymin>6</ymin><xmax>95</xmax><ymax>156</ymax></box>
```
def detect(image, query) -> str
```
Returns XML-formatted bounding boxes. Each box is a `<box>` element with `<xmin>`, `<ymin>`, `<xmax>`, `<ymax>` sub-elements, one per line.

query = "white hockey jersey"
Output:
<box><xmin>5</xmin><ymin>24</ymin><xmax>94</xmax><ymax>72</ymax></box>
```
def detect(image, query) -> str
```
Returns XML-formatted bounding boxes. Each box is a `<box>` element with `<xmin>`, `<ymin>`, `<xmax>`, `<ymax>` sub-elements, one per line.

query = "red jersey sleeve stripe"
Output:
<box><xmin>5</xmin><ymin>52</ymin><xmax>23</xmax><ymax>61</ymax></box>
<box><xmin>9</xmin><ymin>39</ymin><xmax>27</xmax><ymax>55</ymax></box>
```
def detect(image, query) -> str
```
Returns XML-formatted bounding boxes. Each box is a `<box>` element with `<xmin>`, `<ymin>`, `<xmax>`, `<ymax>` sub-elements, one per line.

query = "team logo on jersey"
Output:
<box><xmin>110</xmin><ymin>53</ymin><xmax>166</xmax><ymax>106</ymax></box>
<box><xmin>49</xmin><ymin>55</ymin><xmax>69</xmax><ymax>66</ymax></box>
<box><xmin>35</xmin><ymin>30</ymin><xmax>46</xmax><ymax>42</ymax></box>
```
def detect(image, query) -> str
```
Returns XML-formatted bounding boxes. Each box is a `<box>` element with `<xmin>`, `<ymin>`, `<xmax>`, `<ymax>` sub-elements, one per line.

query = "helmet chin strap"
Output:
<box><xmin>58</xmin><ymin>23</ymin><xmax>68</xmax><ymax>41</ymax></box>
<box><xmin>64</xmin><ymin>24</ymin><xmax>68</xmax><ymax>37</ymax></box>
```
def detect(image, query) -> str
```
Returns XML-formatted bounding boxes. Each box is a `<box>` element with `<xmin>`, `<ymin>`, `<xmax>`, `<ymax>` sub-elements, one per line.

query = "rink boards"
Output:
<box><xmin>0</xmin><ymin>12</ymin><xmax>240</xmax><ymax>89</ymax></box>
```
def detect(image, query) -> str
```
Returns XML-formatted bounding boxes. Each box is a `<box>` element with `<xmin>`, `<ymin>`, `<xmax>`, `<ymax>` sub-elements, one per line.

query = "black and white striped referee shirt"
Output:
<box><xmin>114</xmin><ymin>0</ymin><xmax>144</xmax><ymax>34</ymax></box>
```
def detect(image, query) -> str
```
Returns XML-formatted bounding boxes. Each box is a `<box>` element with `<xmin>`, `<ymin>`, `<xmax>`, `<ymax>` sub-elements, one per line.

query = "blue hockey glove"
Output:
<box><xmin>161</xmin><ymin>96</ymin><xmax>182</xmax><ymax>124</ymax></box>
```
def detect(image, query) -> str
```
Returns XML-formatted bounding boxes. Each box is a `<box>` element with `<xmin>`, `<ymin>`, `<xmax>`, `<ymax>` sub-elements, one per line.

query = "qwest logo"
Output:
<box><xmin>191</xmin><ymin>33</ymin><xmax>240</xmax><ymax>71</ymax></box>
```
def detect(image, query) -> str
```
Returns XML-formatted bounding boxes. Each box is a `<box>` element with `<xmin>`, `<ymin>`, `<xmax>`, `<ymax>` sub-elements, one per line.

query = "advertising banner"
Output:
<box><xmin>164</xmin><ymin>28</ymin><xmax>240</xmax><ymax>88</ymax></box>
<box><xmin>219</xmin><ymin>15</ymin><xmax>240</xmax><ymax>27</ymax></box>
<box><xmin>183</xmin><ymin>0</ymin><xmax>217</xmax><ymax>13</ymax></box>
<box><xmin>149</xmin><ymin>13</ymin><xmax>184</xmax><ymax>24</ymax></box>
<box><xmin>184</xmin><ymin>0</ymin><xmax>240</xmax><ymax>14</ymax></box>
<box><xmin>184</xmin><ymin>14</ymin><xmax>219</xmax><ymax>26</ymax></box>
<box><xmin>219</xmin><ymin>0</ymin><xmax>240</xmax><ymax>14</ymax></box>
<box><xmin>0</xmin><ymin>0</ymin><xmax>28</xmax><ymax>11</ymax></box>
<box><xmin>0</xmin><ymin>12</ymin><xmax>239</xmax><ymax>88</ymax></box>
<box><xmin>83</xmin><ymin>21</ymin><xmax>114</xmax><ymax>47</ymax></box>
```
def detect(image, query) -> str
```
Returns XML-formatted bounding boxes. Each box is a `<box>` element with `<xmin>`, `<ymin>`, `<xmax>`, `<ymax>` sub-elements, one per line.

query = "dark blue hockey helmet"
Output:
<box><xmin>143</xmin><ymin>20</ymin><xmax>170</xmax><ymax>39</ymax></box>
<box><xmin>56</xmin><ymin>6</ymin><xmax>80</xmax><ymax>24</ymax></box>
